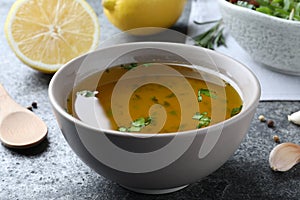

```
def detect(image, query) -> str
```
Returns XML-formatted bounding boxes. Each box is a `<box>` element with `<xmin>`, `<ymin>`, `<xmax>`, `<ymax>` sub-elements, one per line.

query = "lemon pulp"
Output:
<box><xmin>5</xmin><ymin>0</ymin><xmax>100</xmax><ymax>73</ymax></box>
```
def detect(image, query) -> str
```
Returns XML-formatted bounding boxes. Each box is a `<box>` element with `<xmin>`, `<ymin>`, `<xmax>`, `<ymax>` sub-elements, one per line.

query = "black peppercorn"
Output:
<box><xmin>267</xmin><ymin>120</ymin><xmax>274</xmax><ymax>128</ymax></box>
<box><xmin>32</xmin><ymin>101</ymin><xmax>38</xmax><ymax>109</ymax></box>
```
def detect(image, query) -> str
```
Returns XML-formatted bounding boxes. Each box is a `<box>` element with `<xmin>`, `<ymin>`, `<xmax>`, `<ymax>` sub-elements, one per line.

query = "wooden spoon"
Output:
<box><xmin>0</xmin><ymin>84</ymin><xmax>47</xmax><ymax>148</ymax></box>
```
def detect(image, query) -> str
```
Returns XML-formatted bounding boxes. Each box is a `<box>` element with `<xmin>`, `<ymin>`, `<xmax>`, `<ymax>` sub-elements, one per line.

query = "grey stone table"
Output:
<box><xmin>1</xmin><ymin>1</ymin><xmax>300</xmax><ymax>199</ymax></box>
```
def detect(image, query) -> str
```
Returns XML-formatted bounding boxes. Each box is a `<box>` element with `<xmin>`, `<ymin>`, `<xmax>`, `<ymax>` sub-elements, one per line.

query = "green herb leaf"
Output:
<box><xmin>134</xmin><ymin>94</ymin><xmax>141</xmax><ymax>100</ymax></box>
<box><xmin>128</xmin><ymin>126</ymin><xmax>142</xmax><ymax>132</ymax></box>
<box><xmin>118</xmin><ymin>117</ymin><xmax>152</xmax><ymax>132</ymax></box>
<box><xmin>169</xmin><ymin>110</ymin><xmax>177</xmax><ymax>115</ymax></box>
<box><xmin>144</xmin><ymin>117</ymin><xmax>152</xmax><ymax>126</ymax></box>
<box><xmin>192</xmin><ymin>112</ymin><xmax>211</xmax><ymax>129</ymax></box>
<box><xmin>197</xmin><ymin>90</ymin><xmax>202</xmax><ymax>102</ymax></box>
<box><xmin>166</xmin><ymin>93</ymin><xmax>175</xmax><ymax>98</ymax></box>
<box><xmin>192</xmin><ymin>112</ymin><xmax>203</xmax><ymax>120</ymax></box>
<box><xmin>163</xmin><ymin>101</ymin><xmax>170</xmax><ymax>107</ymax></box>
<box><xmin>198</xmin><ymin>89</ymin><xmax>217</xmax><ymax>102</ymax></box>
<box><xmin>231</xmin><ymin>105</ymin><xmax>243</xmax><ymax>117</ymax></box>
<box><xmin>132</xmin><ymin>117</ymin><xmax>145</xmax><ymax>127</ymax></box>
<box><xmin>118</xmin><ymin>127</ymin><xmax>128</xmax><ymax>132</ymax></box>
<box><xmin>151</xmin><ymin>96</ymin><xmax>158</xmax><ymax>103</ymax></box>
<box><xmin>77</xmin><ymin>90</ymin><xmax>98</xmax><ymax>97</ymax></box>
<box><xmin>121</xmin><ymin>63</ymin><xmax>138</xmax><ymax>70</ymax></box>
<box><xmin>197</xmin><ymin>120</ymin><xmax>210</xmax><ymax>128</ymax></box>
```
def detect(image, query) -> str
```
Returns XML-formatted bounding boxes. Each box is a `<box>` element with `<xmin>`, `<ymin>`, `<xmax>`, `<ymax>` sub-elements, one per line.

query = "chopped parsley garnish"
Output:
<box><xmin>118</xmin><ymin>117</ymin><xmax>152</xmax><ymax>132</ymax></box>
<box><xmin>169</xmin><ymin>110</ymin><xmax>177</xmax><ymax>115</ymax></box>
<box><xmin>166</xmin><ymin>93</ymin><xmax>175</xmax><ymax>98</ymax></box>
<box><xmin>120</xmin><ymin>63</ymin><xmax>138</xmax><ymax>70</ymax></box>
<box><xmin>192</xmin><ymin>112</ymin><xmax>211</xmax><ymax>128</ymax></box>
<box><xmin>198</xmin><ymin>89</ymin><xmax>217</xmax><ymax>102</ymax></box>
<box><xmin>197</xmin><ymin>90</ymin><xmax>202</xmax><ymax>102</ymax></box>
<box><xmin>231</xmin><ymin>105</ymin><xmax>243</xmax><ymax>117</ymax></box>
<box><xmin>151</xmin><ymin>96</ymin><xmax>158</xmax><ymax>103</ymax></box>
<box><xmin>163</xmin><ymin>101</ymin><xmax>170</xmax><ymax>107</ymax></box>
<box><xmin>118</xmin><ymin>127</ymin><xmax>127</xmax><ymax>132</ymax></box>
<box><xmin>106</xmin><ymin>109</ymin><xmax>113</xmax><ymax>117</ymax></box>
<box><xmin>132</xmin><ymin>94</ymin><xmax>141</xmax><ymax>100</ymax></box>
<box><xmin>77</xmin><ymin>90</ymin><xmax>98</xmax><ymax>97</ymax></box>
<box><xmin>192</xmin><ymin>112</ymin><xmax>208</xmax><ymax>120</ymax></box>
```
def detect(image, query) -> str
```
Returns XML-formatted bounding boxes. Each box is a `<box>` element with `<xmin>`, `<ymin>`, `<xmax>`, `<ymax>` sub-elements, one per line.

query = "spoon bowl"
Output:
<box><xmin>0</xmin><ymin>84</ymin><xmax>47</xmax><ymax>148</ymax></box>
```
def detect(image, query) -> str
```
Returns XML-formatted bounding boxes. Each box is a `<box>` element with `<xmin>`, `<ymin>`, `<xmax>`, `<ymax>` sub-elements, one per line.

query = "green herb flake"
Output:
<box><xmin>144</xmin><ymin>117</ymin><xmax>152</xmax><ymax>126</ymax></box>
<box><xmin>151</xmin><ymin>96</ymin><xmax>158</xmax><ymax>103</ymax></box>
<box><xmin>133</xmin><ymin>94</ymin><xmax>141</xmax><ymax>100</ymax></box>
<box><xmin>106</xmin><ymin>109</ymin><xmax>113</xmax><ymax>117</ymax></box>
<box><xmin>128</xmin><ymin>126</ymin><xmax>142</xmax><ymax>132</ymax></box>
<box><xmin>166</xmin><ymin>93</ymin><xmax>175</xmax><ymax>98</ymax></box>
<box><xmin>231</xmin><ymin>105</ymin><xmax>243</xmax><ymax>117</ymax></box>
<box><xmin>77</xmin><ymin>90</ymin><xmax>98</xmax><ymax>97</ymax></box>
<box><xmin>163</xmin><ymin>101</ymin><xmax>170</xmax><ymax>107</ymax></box>
<box><xmin>197</xmin><ymin>120</ymin><xmax>210</xmax><ymax>128</ymax></box>
<box><xmin>192</xmin><ymin>112</ymin><xmax>203</xmax><ymax>120</ymax></box>
<box><xmin>198</xmin><ymin>89</ymin><xmax>217</xmax><ymax>102</ymax></box>
<box><xmin>118</xmin><ymin>127</ymin><xmax>128</xmax><ymax>132</ymax></box>
<box><xmin>192</xmin><ymin>112</ymin><xmax>211</xmax><ymax>129</ymax></box>
<box><xmin>197</xmin><ymin>90</ymin><xmax>202</xmax><ymax>102</ymax></box>
<box><xmin>118</xmin><ymin>117</ymin><xmax>152</xmax><ymax>133</ymax></box>
<box><xmin>132</xmin><ymin>117</ymin><xmax>146</xmax><ymax>127</ymax></box>
<box><xmin>121</xmin><ymin>63</ymin><xmax>138</xmax><ymax>70</ymax></box>
<box><xmin>169</xmin><ymin>110</ymin><xmax>177</xmax><ymax>116</ymax></box>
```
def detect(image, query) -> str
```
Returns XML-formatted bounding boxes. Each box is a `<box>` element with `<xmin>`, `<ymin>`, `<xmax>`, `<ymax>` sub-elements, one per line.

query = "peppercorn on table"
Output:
<box><xmin>0</xmin><ymin>0</ymin><xmax>299</xmax><ymax>199</ymax></box>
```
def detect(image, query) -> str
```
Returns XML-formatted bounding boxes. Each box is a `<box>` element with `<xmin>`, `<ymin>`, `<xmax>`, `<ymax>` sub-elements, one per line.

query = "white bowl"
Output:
<box><xmin>219</xmin><ymin>0</ymin><xmax>300</xmax><ymax>75</ymax></box>
<box><xmin>48</xmin><ymin>42</ymin><xmax>260</xmax><ymax>194</ymax></box>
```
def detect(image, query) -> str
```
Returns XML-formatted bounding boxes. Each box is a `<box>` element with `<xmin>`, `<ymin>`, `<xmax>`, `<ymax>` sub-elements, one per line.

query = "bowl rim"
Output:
<box><xmin>48</xmin><ymin>41</ymin><xmax>261</xmax><ymax>138</ymax></box>
<box><xmin>219</xmin><ymin>0</ymin><xmax>300</xmax><ymax>26</ymax></box>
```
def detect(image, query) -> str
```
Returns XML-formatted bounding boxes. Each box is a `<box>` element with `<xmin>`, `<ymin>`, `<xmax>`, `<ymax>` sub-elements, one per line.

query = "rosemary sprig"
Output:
<box><xmin>194</xmin><ymin>20</ymin><xmax>226</xmax><ymax>50</ymax></box>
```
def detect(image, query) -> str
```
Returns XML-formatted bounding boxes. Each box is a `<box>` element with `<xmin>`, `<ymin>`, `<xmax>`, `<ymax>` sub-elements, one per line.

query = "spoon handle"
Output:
<box><xmin>0</xmin><ymin>84</ymin><xmax>23</xmax><ymax>118</ymax></box>
<box><xmin>0</xmin><ymin>84</ymin><xmax>9</xmax><ymax>97</ymax></box>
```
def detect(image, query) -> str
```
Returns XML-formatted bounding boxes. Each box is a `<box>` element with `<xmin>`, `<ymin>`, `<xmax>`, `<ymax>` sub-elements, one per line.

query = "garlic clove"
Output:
<box><xmin>269</xmin><ymin>142</ymin><xmax>300</xmax><ymax>172</ymax></box>
<box><xmin>287</xmin><ymin>110</ymin><xmax>300</xmax><ymax>125</ymax></box>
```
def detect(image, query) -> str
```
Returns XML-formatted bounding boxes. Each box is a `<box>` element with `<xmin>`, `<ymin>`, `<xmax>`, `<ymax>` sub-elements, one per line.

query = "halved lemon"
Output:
<box><xmin>5</xmin><ymin>0</ymin><xmax>100</xmax><ymax>73</ymax></box>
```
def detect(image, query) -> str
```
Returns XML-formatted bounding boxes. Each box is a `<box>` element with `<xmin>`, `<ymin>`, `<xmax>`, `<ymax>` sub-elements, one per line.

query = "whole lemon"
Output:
<box><xmin>102</xmin><ymin>0</ymin><xmax>187</xmax><ymax>32</ymax></box>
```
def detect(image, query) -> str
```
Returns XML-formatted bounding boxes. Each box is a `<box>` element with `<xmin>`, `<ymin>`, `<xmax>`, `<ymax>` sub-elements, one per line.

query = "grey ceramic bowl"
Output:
<box><xmin>219</xmin><ymin>0</ymin><xmax>300</xmax><ymax>75</ymax></box>
<box><xmin>48</xmin><ymin>42</ymin><xmax>260</xmax><ymax>194</ymax></box>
